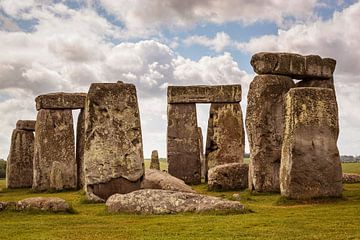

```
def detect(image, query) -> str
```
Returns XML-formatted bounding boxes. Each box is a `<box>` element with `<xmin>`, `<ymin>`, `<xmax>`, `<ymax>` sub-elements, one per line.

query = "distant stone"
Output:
<box><xmin>251</xmin><ymin>52</ymin><xmax>336</xmax><ymax>79</ymax></box>
<box><xmin>168</xmin><ymin>85</ymin><xmax>241</xmax><ymax>104</ymax></box>
<box><xmin>141</xmin><ymin>169</ymin><xmax>195</xmax><ymax>193</ymax></box>
<box><xmin>16</xmin><ymin>197</ymin><xmax>71</xmax><ymax>212</ymax></box>
<box><xmin>16</xmin><ymin>120</ymin><xmax>36</xmax><ymax>131</ymax></box>
<box><xmin>342</xmin><ymin>173</ymin><xmax>360</xmax><ymax>184</ymax></box>
<box><xmin>208</xmin><ymin>163</ymin><xmax>249</xmax><ymax>191</ymax></box>
<box><xmin>106</xmin><ymin>189</ymin><xmax>246</xmax><ymax>214</ymax></box>
<box><xmin>280</xmin><ymin>87</ymin><xmax>342</xmax><ymax>199</ymax></box>
<box><xmin>232</xmin><ymin>194</ymin><xmax>241</xmax><ymax>201</ymax></box>
<box><xmin>35</xmin><ymin>92</ymin><xmax>87</xmax><ymax>110</ymax></box>
<box><xmin>150</xmin><ymin>150</ymin><xmax>160</xmax><ymax>170</ymax></box>
<box><xmin>76</xmin><ymin>109</ymin><xmax>85</xmax><ymax>189</ymax></box>
<box><xmin>0</xmin><ymin>201</ymin><xmax>6</xmax><ymax>211</ymax></box>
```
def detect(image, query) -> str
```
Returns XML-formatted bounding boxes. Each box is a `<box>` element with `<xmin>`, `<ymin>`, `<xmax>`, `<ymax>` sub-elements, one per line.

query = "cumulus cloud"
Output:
<box><xmin>184</xmin><ymin>32</ymin><xmax>232</xmax><ymax>52</ymax></box>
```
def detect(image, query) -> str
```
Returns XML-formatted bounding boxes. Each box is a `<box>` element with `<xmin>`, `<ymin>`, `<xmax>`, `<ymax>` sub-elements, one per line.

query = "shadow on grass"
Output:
<box><xmin>275</xmin><ymin>195</ymin><xmax>347</xmax><ymax>206</ymax></box>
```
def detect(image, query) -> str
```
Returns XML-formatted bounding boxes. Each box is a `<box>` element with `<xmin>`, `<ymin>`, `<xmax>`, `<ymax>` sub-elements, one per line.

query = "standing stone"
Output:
<box><xmin>167</xmin><ymin>103</ymin><xmax>201</xmax><ymax>185</ymax></box>
<box><xmin>33</xmin><ymin>109</ymin><xmax>76</xmax><ymax>191</ymax></box>
<box><xmin>280</xmin><ymin>87</ymin><xmax>342</xmax><ymax>199</ymax></box>
<box><xmin>84</xmin><ymin>82</ymin><xmax>144</xmax><ymax>201</ymax></box>
<box><xmin>205</xmin><ymin>103</ymin><xmax>245</xmax><ymax>174</ymax></box>
<box><xmin>6</xmin><ymin>128</ymin><xmax>34</xmax><ymax>188</ymax></box>
<box><xmin>197</xmin><ymin>127</ymin><xmax>206</xmax><ymax>180</ymax></box>
<box><xmin>246</xmin><ymin>75</ymin><xmax>295</xmax><ymax>192</ymax></box>
<box><xmin>76</xmin><ymin>109</ymin><xmax>85</xmax><ymax>189</ymax></box>
<box><xmin>150</xmin><ymin>150</ymin><xmax>160</xmax><ymax>170</ymax></box>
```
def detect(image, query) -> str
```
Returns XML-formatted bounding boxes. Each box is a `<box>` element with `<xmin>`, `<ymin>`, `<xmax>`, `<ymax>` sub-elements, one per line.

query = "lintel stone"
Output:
<box><xmin>16</xmin><ymin>120</ymin><xmax>36</xmax><ymax>131</ymax></box>
<box><xmin>35</xmin><ymin>92</ymin><xmax>87</xmax><ymax>110</ymax></box>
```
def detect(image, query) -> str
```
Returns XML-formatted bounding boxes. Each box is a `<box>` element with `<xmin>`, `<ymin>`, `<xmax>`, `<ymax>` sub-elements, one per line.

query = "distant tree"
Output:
<box><xmin>0</xmin><ymin>159</ymin><xmax>6</xmax><ymax>178</ymax></box>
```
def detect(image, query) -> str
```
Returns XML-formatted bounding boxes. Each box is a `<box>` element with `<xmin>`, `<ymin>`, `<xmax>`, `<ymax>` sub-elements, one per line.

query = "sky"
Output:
<box><xmin>0</xmin><ymin>0</ymin><xmax>359</xmax><ymax>159</ymax></box>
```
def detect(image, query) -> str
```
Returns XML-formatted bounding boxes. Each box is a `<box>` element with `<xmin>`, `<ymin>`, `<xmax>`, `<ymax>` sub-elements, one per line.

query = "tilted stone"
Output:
<box><xmin>251</xmin><ymin>52</ymin><xmax>336</xmax><ymax>79</ymax></box>
<box><xmin>76</xmin><ymin>109</ymin><xmax>85</xmax><ymax>189</ymax></box>
<box><xmin>205</xmin><ymin>103</ymin><xmax>245</xmax><ymax>174</ymax></box>
<box><xmin>246</xmin><ymin>75</ymin><xmax>295</xmax><ymax>192</ymax></box>
<box><xmin>33</xmin><ymin>109</ymin><xmax>76</xmax><ymax>191</ymax></box>
<box><xmin>150</xmin><ymin>150</ymin><xmax>160</xmax><ymax>170</ymax></box>
<box><xmin>280</xmin><ymin>87</ymin><xmax>342</xmax><ymax>199</ymax></box>
<box><xmin>6</xmin><ymin>129</ymin><xmax>34</xmax><ymax>188</ymax></box>
<box><xmin>168</xmin><ymin>85</ymin><xmax>241</xmax><ymax>104</ymax></box>
<box><xmin>16</xmin><ymin>120</ymin><xmax>36</xmax><ymax>131</ymax></box>
<box><xmin>167</xmin><ymin>103</ymin><xmax>201</xmax><ymax>185</ymax></box>
<box><xmin>208</xmin><ymin>163</ymin><xmax>249</xmax><ymax>191</ymax></box>
<box><xmin>84</xmin><ymin>82</ymin><xmax>144</xmax><ymax>201</ymax></box>
<box><xmin>35</xmin><ymin>92</ymin><xmax>87</xmax><ymax>110</ymax></box>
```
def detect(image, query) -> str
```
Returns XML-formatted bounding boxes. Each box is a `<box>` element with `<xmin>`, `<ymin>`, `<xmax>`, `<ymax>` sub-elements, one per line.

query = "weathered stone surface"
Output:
<box><xmin>6</xmin><ymin>129</ymin><xmax>34</xmax><ymax>188</ymax></box>
<box><xmin>84</xmin><ymin>82</ymin><xmax>144</xmax><ymax>201</ymax></box>
<box><xmin>16</xmin><ymin>120</ymin><xmax>36</xmax><ymax>131</ymax></box>
<box><xmin>342</xmin><ymin>173</ymin><xmax>360</xmax><ymax>184</ymax></box>
<box><xmin>141</xmin><ymin>169</ymin><xmax>195</xmax><ymax>193</ymax></box>
<box><xmin>251</xmin><ymin>52</ymin><xmax>336</xmax><ymax>79</ymax></box>
<box><xmin>16</xmin><ymin>197</ymin><xmax>71</xmax><ymax>212</ymax></box>
<box><xmin>167</xmin><ymin>103</ymin><xmax>201</xmax><ymax>184</ymax></box>
<box><xmin>197</xmin><ymin>127</ymin><xmax>206</xmax><ymax>180</ymax></box>
<box><xmin>106</xmin><ymin>189</ymin><xmax>246</xmax><ymax>214</ymax></box>
<box><xmin>280</xmin><ymin>87</ymin><xmax>342</xmax><ymax>199</ymax></box>
<box><xmin>168</xmin><ymin>85</ymin><xmax>241</xmax><ymax>103</ymax></box>
<box><xmin>35</xmin><ymin>92</ymin><xmax>87</xmax><ymax>110</ymax></box>
<box><xmin>246</xmin><ymin>75</ymin><xmax>295</xmax><ymax>192</ymax></box>
<box><xmin>205</xmin><ymin>103</ymin><xmax>245</xmax><ymax>173</ymax></box>
<box><xmin>208</xmin><ymin>163</ymin><xmax>248</xmax><ymax>191</ymax></box>
<box><xmin>76</xmin><ymin>109</ymin><xmax>85</xmax><ymax>189</ymax></box>
<box><xmin>296</xmin><ymin>78</ymin><xmax>335</xmax><ymax>90</ymax></box>
<box><xmin>150</xmin><ymin>150</ymin><xmax>160</xmax><ymax>170</ymax></box>
<box><xmin>0</xmin><ymin>201</ymin><xmax>6</xmax><ymax>211</ymax></box>
<box><xmin>33</xmin><ymin>109</ymin><xmax>76</xmax><ymax>191</ymax></box>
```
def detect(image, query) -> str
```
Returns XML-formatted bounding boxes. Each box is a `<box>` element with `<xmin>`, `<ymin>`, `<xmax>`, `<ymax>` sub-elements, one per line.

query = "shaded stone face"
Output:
<box><xmin>197</xmin><ymin>127</ymin><xmax>206</xmax><ymax>180</ymax></box>
<box><xmin>167</xmin><ymin>103</ymin><xmax>201</xmax><ymax>185</ymax></box>
<box><xmin>33</xmin><ymin>109</ymin><xmax>76</xmax><ymax>191</ymax></box>
<box><xmin>35</xmin><ymin>92</ymin><xmax>87</xmax><ymax>110</ymax></box>
<box><xmin>150</xmin><ymin>150</ymin><xmax>160</xmax><ymax>170</ymax></box>
<box><xmin>168</xmin><ymin>85</ymin><xmax>241</xmax><ymax>104</ymax></box>
<box><xmin>84</xmin><ymin>82</ymin><xmax>144</xmax><ymax>201</ymax></box>
<box><xmin>296</xmin><ymin>78</ymin><xmax>335</xmax><ymax>90</ymax></box>
<box><xmin>251</xmin><ymin>52</ymin><xmax>336</xmax><ymax>79</ymax></box>
<box><xmin>16</xmin><ymin>120</ymin><xmax>36</xmax><ymax>131</ymax></box>
<box><xmin>246</xmin><ymin>75</ymin><xmax>295</xmax><ymax>192</ymax></box>
<box><xmin>280</xmin><ymin>87</ymin><xmax>342</xmax><ymax>199</ymax></box>
<box><xmin>6</xmin><ymin>129</ymin><xmax>34</xmax><ymax>188</ymax></box>
<box><xmin>205</xmin><ymin>103</ymin><xmax>245</xmax><ymax>173</ymax></box>
<box><xmin>76</xmin><ymin>109</ymin><xmax>85</xmax><ymax>189</ymax></box>
<box><xmin>208</xmin><ymin>163</ymin><xmax>248</xmax><ymax>191</ymax></box>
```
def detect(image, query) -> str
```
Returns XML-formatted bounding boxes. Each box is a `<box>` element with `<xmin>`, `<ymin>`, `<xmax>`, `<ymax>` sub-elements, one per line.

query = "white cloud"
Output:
<box><xmin>184</xmin><ymin>32</ymin><xmax>231</xmax><ymax>52</ymax></box>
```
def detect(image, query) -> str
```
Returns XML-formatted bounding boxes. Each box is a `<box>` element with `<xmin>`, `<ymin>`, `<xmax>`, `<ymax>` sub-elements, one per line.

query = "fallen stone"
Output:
<box><xmin>106</xmin><ymin>189</ymin><xmax>246</xmax><ymax>214</ymax></box>
<box><xmin>141</xmin><ymin>169</ymin><xmax>195</xmax><ymax>193</ymax></box>
<box><xmin>35</xmin><ymin>92</ymin><xmax>87</xmax><ymax>110</ymax></box>
<box><xmin>251</xmin><ymin>52</ymin><xmax>336</xmax><ymax>79</ymax></box>
<box><xmin>6</xmin><ymin>129</ymin><xmax>34</xmax><ymax>188</ymax></box>
<box><xmin>168</xmin><ymin>85</ymin><xmax>241</xmax><ymax>103</ymax></box>
<box><xmin>76</xmin><ymin>109</ymin><xmax>85</xmax><ymax>189</ymax></box>
<box><xmin>0</xmin><ymin>201</ymin><xmax>6</xmax><ymax>211</ymax></box>
<box><xmin>84</xmin><ymin>82</ymin><xmax>144</xmax><ymax>201</ymax></box>
<box><xmin>150</xmin><ymin>150</ymin><xmax>160</xmax><ymax>170</ymax></box>
<box><xmin>208</xmin><ymin>163</ymin><xmax>248</xmax><ymax>191</ymax></box>
<box><xmin>33</xmin><ymin>109</ymin><xmax>77</xmax><ymax>191</ymax></box>
<box><xmin>167</xmin><ymin>103</ymin><xmax>201</xmax><ymax>185</ymax></box>
<box><xmin>232</xmin><ymin>194</ymin><xmax>241</xmax><ymax>201</ymax></box>
<box><xmin>16</xmin><ymin>120</ymin><xmax>36</xmax><ymax>131</ymax></box>
<box><xmin>246</xmin><ymin>75</ymin><xmax>295</xmax><ymax>192</ymax></box>
<box><xmin>16</xmin><ymin>197</ymin><xmax>71</xmax><ymax>212</ymax></box>
<box><xmin>280</xmin><ymin>87</ymin><xmax>342</xmax><ymax>199</ymax></box>
<box><xmin>342</xmin><ymin>173</ymin><xmax>360</xmax><ymax>184</ymax></box>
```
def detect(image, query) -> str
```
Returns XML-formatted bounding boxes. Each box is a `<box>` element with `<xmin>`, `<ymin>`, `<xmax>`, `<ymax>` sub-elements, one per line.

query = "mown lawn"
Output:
<box><xmin>0</xmin><ymin>163</ymin><xmax>359</xmax><ymax>240</ymax></box>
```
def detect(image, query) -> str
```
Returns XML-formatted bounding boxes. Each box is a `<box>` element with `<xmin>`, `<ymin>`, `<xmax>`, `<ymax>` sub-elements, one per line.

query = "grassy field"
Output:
<box><xmin>0</xmin><ymin>163</ymin><xmax>359</xmax><ymax>240</ymax></box>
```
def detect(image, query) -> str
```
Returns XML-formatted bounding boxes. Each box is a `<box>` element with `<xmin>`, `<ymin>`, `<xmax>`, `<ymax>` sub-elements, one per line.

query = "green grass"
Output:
<box><xmin>342</xmin><ymin>162</ymin><xmax>360</xmax><ymax>174</ymax></box>
<box><xmin>0</xmin><ymin>163</ymin><xmax>359</xmax><ymax>239</ymax></box>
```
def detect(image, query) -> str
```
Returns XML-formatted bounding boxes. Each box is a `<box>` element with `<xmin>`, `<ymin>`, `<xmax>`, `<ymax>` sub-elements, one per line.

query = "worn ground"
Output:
<box><xmin>0</xmin><ymin>162</ymin><xmax>359</xmax><ymax>240</ymax></box>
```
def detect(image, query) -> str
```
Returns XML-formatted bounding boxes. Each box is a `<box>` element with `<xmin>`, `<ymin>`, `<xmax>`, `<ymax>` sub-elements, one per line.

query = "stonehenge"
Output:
<box><xmin>150</xmin><ymin>150</ymin><xmax>160</xmax><ymax>170</ymax></box>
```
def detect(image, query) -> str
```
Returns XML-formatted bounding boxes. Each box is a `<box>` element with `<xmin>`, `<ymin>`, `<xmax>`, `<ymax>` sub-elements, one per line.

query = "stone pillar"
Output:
<box><xmin>205</xmin><ymin>103</ymin><xmax>245</xmax><ymax>173</ymax></box>
<box><xmin>84</xmin><ymin>82</ymin><xmax>144</xmax><ymax>201</ymax></box>
<box><xmin>280</xmin><ymin>87</ymin><xmax>342</xmax><ymax>199</ymax></box>
<box><xmin>197</xmin><ymin>127</ymin><xmax>206</xmax><ymax>181</ymax></box>
<box><xmin>76</xmin><ymin>109</ymin><xmax>85</xmax><ymax>189</ymax></box>
<box><xmin>33</xmin><ymin>109</ymin><xmax>76</xmax><ymax>191</ymax></box>
<box><xmin>246</xmin><ymin>75</ymin><xmax>295</xmax><ymax>192</ymax></box>
<box><xmin>167</xmin><ymin>103</ymin><xmax>201</xmax><ymax>185</ymax></box>
<box><xmin>6</xmin><ymin>121</ymin><xmax>35</xmax><ymax>188</ymax></box>
<box><xmin>150</xmin><ymin>150</ymin><xmax>160</xmax><ymax>170</ymax></box>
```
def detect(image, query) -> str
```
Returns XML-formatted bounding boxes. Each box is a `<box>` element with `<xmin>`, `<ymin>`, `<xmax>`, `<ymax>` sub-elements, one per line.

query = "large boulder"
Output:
<box><xmin>280</xmin><ymin>87</ymin><xmax>342</xmax><ymax>199</ymax></box>
<box><xmin>208</xmin><ymin>163</ymin><xmax>248</xmax><ymax>191</ymax></box>
<box><xmin>342</xmin><ymin>173</ymin><xmax>360</xmax><ymax>184</ymax></box>
<box><xmin>141</xmin><ymin>169</ymin><xmax>195</xmax><ymax>193</ymax></box>
<box><xmin>106</xmin><ymin>189</ymin><xmax>246</xmax><ymax>214</ymax></box>
<box><xmin>246</xmin><ymin>75</ymin><xmax>295</xmax><ymax>192</ymax></box>
<box><xmin>16</xmin><ymin>197</ymin><xmax>71</xmax><ymax>212</ymax></box>
<box><xmin>84</xmin><ymin>82</ymin><xmax>144</xmax><ymax>201</ymax></box>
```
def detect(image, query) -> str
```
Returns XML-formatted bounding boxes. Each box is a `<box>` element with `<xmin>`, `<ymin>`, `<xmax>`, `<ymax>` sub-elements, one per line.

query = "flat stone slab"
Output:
<box><xmin>16</xmin><ymin>197</ymin><xmax>71</xmax><ymax>212</ymax></box>
<box><xmin>342</xmin><ymin>173</ymin><xmax>360</xmax><ymax>184</ymax></box>
<box><xmin>106</xmin><ymin>189</ymin><xmax>246</xmax><ymax>214</ymax></box>
<box><xmin>251</xmin><ymin>52</ymin><xmax>336</xmax><ymax>79</ymax></box>
<box><xmin>168</xmin><ymin>85</ymin><xmax>241</xmax><ymax>103</ymax></box>
<box><xmin>35</xmin><ymin>92</ymin><xmax>87</xmax><ymax>110</ymax></box>
<box><xmin>16</xmin><ymin>120</ymin><xmax>36</xmax><ymax>131</ymax></box>
<box><xmin>208</xmin><ymin>163</ymin><xmax>248</xmax><ymax>191</ymax></box>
